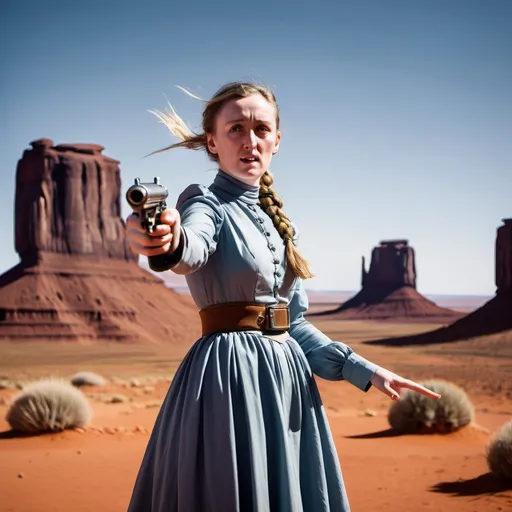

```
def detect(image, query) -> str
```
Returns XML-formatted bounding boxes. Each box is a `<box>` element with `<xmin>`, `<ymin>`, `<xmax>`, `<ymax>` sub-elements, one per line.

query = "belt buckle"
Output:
<box><xmin>265</xmin><ymin>304</ymin><xmax>290</xmax><ymax>332</ymax></box>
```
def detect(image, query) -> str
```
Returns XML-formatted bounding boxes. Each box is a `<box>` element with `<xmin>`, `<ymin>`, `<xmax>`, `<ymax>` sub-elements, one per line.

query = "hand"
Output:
<box><xmin>370</xmin><ymin>367</ymin><xmax>442</xmax><ymax>402</ymax></box>
<box><xmin>125</xmin><ymin>208</ymin><xmax>181</xmax><ymax>257</ymax></box>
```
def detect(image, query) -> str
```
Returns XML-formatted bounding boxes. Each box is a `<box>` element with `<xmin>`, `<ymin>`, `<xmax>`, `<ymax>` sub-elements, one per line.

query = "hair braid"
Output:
<box><xmin>259</xmin><ymin>171</ymin><xmax>314</xmax><ymax>280</ymax></box>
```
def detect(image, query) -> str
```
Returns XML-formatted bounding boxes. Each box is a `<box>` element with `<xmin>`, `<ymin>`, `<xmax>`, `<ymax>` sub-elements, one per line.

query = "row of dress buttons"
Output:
<box><xmin>249</xmin><ymin>204</ymin><xmax>282</xmax><ymax>296</ymax></box>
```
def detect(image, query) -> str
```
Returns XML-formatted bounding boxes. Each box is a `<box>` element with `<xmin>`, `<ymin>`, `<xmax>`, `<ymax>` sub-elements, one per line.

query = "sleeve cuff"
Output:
<box><xmin>342</xmin><ymin>352</ymin><xmax>380</xmax><ymax>392</ymax></box>
<box><xmin>147</xmin><ymin>228</ymin><xmax>185</xmax><ymax>272</ymax></box>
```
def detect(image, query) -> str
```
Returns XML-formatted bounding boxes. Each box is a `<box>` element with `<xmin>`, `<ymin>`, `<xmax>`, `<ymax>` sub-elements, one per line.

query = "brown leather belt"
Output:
<box><xmin>199</xmin><ymin>302</ymin><xmax>290</xmax><ymax>337</ymax></box>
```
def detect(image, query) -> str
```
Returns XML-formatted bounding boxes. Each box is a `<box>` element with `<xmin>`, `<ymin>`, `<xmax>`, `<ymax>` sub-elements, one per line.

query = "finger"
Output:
<box><xmin>127</xmin><ymin>231</ymin><xmax>172</xmax><ymax>248</ymax></box>
<box><xmin>126</xmin><ymin>214</ymin><xmax>144</xmax><ymax>231</ymax></box>
<box><xmin>126</xmin><ymin>219</ymin><xmax>171</xmax><ymax>237</ymax></box>
<box><xmin>149</xmin><ymin>224</ymin><xmax>171</xmax><ymax>236</ymax></box>
<box><xmin>384</xmin><ymin>383</ymin><xmax>400</xmax><ymax>401</ymax></box>
<box><xmin>144</xmin><ymin>234</ymin><xmax>173</xmax><ymax>248</ymax></box>
<box><xmin>170</xmin><ymin>211</ymin><xmax>181</xmax><ymax>253</ymax></box>
<box><xmin>146</xmin><ymin>234</ymin><xmax>173</xmax><ymax>247</ymax></box>
<box><xmin>400</xmin><ymin>380</ymin><xmax>442</xmax><ymax>400</ymax></box>
<box><xmin>159</xmin><ymin>208</ymin><xmax>179</xmax><ymax>226</ymax></box>
<box><xmin>129</xmin><ymin>241</ymin><xmax>171</xmax><ymax>257</ymax></box>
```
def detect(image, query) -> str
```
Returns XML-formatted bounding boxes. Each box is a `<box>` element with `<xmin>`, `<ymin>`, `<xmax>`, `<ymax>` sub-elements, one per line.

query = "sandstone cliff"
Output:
<box><xmin>15</xmin><ymin>138</ymin><xmax>134</xmax><ymax>262</ymax></box>
<box><xmin>0</xmin><ymin>139</ymin><xmax>200</xmax><ymax>344</ymax></box>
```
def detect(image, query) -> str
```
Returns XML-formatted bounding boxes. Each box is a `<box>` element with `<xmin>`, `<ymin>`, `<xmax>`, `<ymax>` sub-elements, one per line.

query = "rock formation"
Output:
<box><xmin>366</xmin><ymin>219</ymin><xmax>512</xmax><ymax>345</ymax></box>
<box><xmin>15</xmin><ymin>138</ymin><xmax>134</xmax><ymax>262</ymax></box>
<box><xmin>0</xmin><ymin>139</ymin><xmax>200</xmax><ymax>344</ymax></box>
<box><xmin>311</xmin><ymin>240</ymin><xmax>463</xmax><ymax>321</ymax></box>
<box><xmin>496</xmin><ymin>218</ymin><xmax>512</xmax><ymax>295</ymax></box>
<box><xmin>362</xmin><ymin>240</ymin><xmax>416</xmax><ymax>290</ymax></box>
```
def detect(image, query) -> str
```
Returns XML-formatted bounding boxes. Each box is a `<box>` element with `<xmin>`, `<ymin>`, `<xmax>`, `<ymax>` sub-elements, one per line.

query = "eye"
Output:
<box><xmin>230</xmin><ymin>124</ymin><xmax>243</xmax><ymax>132</ymax></box>
<box><xmin>257</xmin><ymin>124</ymin><xmax>271</xmax><ymax>132</ymax></box>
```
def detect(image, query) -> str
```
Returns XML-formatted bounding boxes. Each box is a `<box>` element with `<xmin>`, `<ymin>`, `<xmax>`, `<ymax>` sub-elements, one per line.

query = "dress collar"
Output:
<box><xmin>212</xmin><ymin>169</ymin><xmax>260</xmax><ymax>204</ymax></box>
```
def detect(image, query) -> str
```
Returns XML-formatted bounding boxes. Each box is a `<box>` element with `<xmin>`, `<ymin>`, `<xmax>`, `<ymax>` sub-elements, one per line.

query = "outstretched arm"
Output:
<box><xmin>288</xmin><ymin>278</ymin><xmax>441</xmax><ymax>401</ymax></box>
<box><xmin>288</xmin><ymin>278</ymin><xmax>379</xmax><ymax>391</ymax></box>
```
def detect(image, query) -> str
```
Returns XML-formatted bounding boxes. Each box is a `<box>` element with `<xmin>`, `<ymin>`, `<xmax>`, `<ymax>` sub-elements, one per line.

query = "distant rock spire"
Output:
<box><xmin>312</xmin><ymin>239</ymin><xmax>462</xmax><ymax>321</ymax></box>
<box><xmin>361</xmin><ymin>239</ymin><xmax>416</xmax><ymax>291</ymax></box>
<box><xmin>496</xmin><ymin>218</ymin><xmax>512</xmax><ymax>295</ymax></box>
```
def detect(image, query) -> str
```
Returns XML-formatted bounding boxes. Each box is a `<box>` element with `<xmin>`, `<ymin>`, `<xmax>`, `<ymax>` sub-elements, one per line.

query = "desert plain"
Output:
<box><xmin>1</xmin><ymin>297</ymin><xmax>511</xmax><ymax>512</ymax></box>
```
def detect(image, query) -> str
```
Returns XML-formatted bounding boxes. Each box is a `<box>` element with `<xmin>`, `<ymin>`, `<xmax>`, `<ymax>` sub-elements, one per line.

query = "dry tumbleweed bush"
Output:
<box><xmin>71</xmin><ymin>371</ymin><xmax>107</xmax><ymax>387</ymax></box>
<box><xmin>487</xmin><ymin>420</ymin><xmax>512</xmax><ymax>480</ymax></box>
<box><xmin>388</xmin><ymin>379</ymin><xmax>474</xmax><ymax>433</ymax></box>
<box><xmin>6</xmin><ymin>379</ymin><xmax>93</xmax><ymax>434</ymax></box>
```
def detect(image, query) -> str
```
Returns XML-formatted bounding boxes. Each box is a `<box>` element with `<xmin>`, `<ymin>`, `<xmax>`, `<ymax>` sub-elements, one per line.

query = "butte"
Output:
<box><xmin>310</xmin><ymin>239</ymin><xmax>464</xmax><ymax>322</ymax></box>
<box><xmin>0</xmin><ymin>139</ymin><xmax>200</xmax><ymax>344</ymax></box>
<box><xmin>366</xmin><ymin>219</ymin><xmax>512</xmax><ymax>346</ymax></box>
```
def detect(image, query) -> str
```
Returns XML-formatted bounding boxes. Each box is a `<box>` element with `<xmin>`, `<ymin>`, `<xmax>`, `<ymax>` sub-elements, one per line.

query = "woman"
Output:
<box><xmin>125</xmin><ymin>82</ymin><xmax>440</xmax><ymax>512</ymax></box>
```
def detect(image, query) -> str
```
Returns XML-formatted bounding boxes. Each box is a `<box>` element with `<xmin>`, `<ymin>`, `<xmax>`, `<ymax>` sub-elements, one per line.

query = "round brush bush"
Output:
<box><xmin>487</xmin><ymin>420</ymin><xmax>512</xmax><ymax>480</ymax></box>
<box><xmin>388</xmin><ymin>379</ymin><xmax>474</xmax><ymax>434</ymax></box>
<box><xmin>71</xmin><ymin>371</ymin><xmax>107</xmax><ymax>387</ymax></box>
<box><xmin>6</xmin><ymin>379</ymin><xmax>93</xmax><ymax>434</ymax></box>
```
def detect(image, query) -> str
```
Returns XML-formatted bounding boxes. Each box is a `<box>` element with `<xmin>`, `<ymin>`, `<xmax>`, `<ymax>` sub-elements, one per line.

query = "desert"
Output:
<box><xmin>1</xmin><ymin>319</ymin><xmax>511</xmax><ymax>512</ymax></box>
<box><xmin>0</xmin><ymin>139</ymin><xmax>511</xmax><ymax>511</ymax></box>
<box><xmin>2</xmin><ymin>3</ymin><xmax>512</xmax><ymax>508</ymax></box>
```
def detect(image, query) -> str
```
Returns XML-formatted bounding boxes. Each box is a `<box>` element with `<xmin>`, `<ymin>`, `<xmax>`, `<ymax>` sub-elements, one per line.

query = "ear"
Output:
<box><xmin>206</xmin><ymin>133</ymin><xmax>218</xmax><ymax>155</ymax></box>
<box><xmin>272</xmin><ymin>130</ymin><xmax>281</xmax><ymax>155</ymax></box>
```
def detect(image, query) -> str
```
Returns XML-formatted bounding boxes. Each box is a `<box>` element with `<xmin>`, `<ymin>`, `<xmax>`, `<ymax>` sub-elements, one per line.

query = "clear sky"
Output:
<box><xmin>1</xmin><ymin>0</ymin><xmax>510</xmax><ymax>296</ymax></box>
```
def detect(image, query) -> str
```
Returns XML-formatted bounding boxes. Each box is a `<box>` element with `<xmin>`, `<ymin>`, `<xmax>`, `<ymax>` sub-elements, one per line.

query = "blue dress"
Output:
<box><xmin>127</xmin><ymin>170</ymin><xmax>379</xmax><ymax>512</ymax></box>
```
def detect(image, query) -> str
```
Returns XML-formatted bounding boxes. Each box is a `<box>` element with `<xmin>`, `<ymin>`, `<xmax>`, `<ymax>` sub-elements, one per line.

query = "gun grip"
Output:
<box><xmin>155</xmin><ymin>209</ymin><xmax>163</xmax><ymax>227</ymax></box>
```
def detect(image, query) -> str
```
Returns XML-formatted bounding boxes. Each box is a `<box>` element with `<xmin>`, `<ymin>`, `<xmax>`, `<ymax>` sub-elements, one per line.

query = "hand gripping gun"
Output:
<box><xmin>126</xmin><ymin>177</ymin><xmax>169</xmax><ymax>233</ymax></box>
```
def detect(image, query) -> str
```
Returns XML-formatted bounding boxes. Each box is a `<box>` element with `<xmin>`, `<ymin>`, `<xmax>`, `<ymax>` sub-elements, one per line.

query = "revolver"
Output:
<box><xmin>126</xmin><ymin>177</ymin><xmax>169</xmax><ymax>233</ymax></box>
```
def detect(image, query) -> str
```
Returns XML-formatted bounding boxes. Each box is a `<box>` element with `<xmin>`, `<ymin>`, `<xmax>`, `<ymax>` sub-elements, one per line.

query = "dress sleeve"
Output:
<box><xmin>288</xmin><ymin>278</ymin><xmax>380</xmax><ymax>390</ymax></box>
<box><xmin>148</xmin><ymin>184</ymin><xmax>225</xmax><ymax>275</ymax></box>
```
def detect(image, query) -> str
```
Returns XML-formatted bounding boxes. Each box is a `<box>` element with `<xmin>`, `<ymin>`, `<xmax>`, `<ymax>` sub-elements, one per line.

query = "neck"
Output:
<box><xmin>218</xmin><ymin>169</ymin><xmax>261</xmax><ymax>189</ymax></box>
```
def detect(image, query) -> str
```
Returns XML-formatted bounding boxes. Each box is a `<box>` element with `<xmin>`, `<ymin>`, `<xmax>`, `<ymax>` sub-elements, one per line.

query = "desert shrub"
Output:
<box><xmin>130</xmin><ymin>378</ymin><xmax>142</xmax><ymax>388</ymax></box>
<box><xmin>388</xmin><ymin>379</ymin><xmax>474</xmax><ymax>434</ymax></box>
<box><xmin>105</xmin><ymin>394</ymin><xmax>129</xmax><ymax>404</ymax></box>
<box><xmin>5</xmin><ymin>379</ymin><xmax>92</xmax><ymax>434</ymax></box>
<box><xmin>487</xmin><ymin>420</ymin><xmax>512</xmax><ymax>480</ymax></box>
<box><xmin>71</xmin><ymin>371</ymin><xmax>107</xmax><ymax>387</ymax></box>
<box><xmin>2</xmin><ymin>381</ymin><xmax>26</xmax><ymax>390</ymax></box>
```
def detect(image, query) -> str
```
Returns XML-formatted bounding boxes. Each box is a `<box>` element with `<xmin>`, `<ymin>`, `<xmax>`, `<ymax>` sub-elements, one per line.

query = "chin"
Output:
<box><xmin>244</xmin><ymin>169</ymin><xmax>267</xmax><ymax>182</ymax></box>
<box><xmin>223</xmin><ymin>165</ymin><xmax>266</xmax><ymax>185</ymax></box>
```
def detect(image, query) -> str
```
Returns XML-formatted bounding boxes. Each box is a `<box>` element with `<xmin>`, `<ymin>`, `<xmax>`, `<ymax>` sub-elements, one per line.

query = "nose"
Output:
<box><xmin>243</xmin><ymin>130</ymin><xmax>257</xmax><ymax>151</ymax></box>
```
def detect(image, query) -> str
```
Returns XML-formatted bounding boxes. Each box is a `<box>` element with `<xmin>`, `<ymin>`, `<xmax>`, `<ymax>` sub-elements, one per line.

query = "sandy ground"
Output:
<box><xmin>0</xmin><ymin>317</ymin><xmax>511</xmax><ymax>512</ymax></box>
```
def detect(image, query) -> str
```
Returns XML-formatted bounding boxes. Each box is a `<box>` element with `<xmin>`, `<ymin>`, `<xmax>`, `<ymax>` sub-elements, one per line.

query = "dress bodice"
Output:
<box><xmin>170</xmin><ymin>169</ymin><xmax>297</xmax><ymax>310</ymax></box>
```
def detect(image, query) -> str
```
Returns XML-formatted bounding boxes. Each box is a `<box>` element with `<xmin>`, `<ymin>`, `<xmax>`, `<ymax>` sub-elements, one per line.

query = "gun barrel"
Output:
<box><xmin>126</xmin><ymin>182</ymin><xmax>168</xmax><ymax>211</ymax></box>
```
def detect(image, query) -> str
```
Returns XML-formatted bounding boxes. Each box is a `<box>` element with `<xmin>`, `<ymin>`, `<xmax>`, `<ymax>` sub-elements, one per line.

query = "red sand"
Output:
<box><xmin>0</xmin><ymin>318</ymin><xmax>511</xmax><ymax>512</ymax></box>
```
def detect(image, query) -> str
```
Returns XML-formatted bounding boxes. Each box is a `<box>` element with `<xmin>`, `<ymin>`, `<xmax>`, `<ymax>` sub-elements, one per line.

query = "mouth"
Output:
<box><xmin>240</xmin><ymin>156</ymin><xmax>259</xmax><ymax>163</ymax></box>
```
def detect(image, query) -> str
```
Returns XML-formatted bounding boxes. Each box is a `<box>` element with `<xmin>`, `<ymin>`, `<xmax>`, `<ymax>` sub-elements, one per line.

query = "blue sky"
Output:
<box><xmin>1</xmin><ymin>0</ymin><xmax>510</xmax><ymax>295</ymax></box>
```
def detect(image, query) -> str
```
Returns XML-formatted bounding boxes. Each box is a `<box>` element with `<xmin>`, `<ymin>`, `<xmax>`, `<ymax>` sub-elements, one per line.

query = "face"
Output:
<box><xmin>206</xmin><ymin>94</ymin><xmax>281</xmax><ymax>186</ymax></box>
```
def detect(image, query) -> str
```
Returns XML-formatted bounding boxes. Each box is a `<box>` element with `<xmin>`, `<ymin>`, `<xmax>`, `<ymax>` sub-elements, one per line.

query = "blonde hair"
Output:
<box><xmin>149</xmin><ymin>81</ymin><xmax>314</xmax><ymax>280</ymax></box>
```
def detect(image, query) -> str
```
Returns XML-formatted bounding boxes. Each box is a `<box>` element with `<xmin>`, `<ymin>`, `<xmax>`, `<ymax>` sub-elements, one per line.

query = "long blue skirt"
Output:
<box><xmin>127</xmin><ymin>331</ymin><xmax>350</xmax><ymax>512</ymax></box>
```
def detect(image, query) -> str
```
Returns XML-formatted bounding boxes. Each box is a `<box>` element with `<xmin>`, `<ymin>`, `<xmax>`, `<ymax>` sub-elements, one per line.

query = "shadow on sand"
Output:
<box><xmin>345</xmin><ymin>428</ymin><xmax>405</xmax><ymax>439</ymax></box>
<box><xmin>0</xmin><ymin>429</ymin><xmax>30</xmax><ymax>439</ymax></box>
<box><xmin>363</xmin><ymin>294</ymin><xmax>512</xmax><ymax>347</ymax></box>
<box><xmin>0</xmin><ymin>429</ymin><xmax>61</xmax><ymax>439</ymax></box>
<box><xmin>431</xmin><ymin>472</ymin><xmax>512</xmax><ymax>496</ymax></box>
